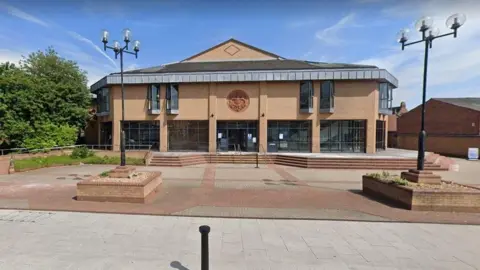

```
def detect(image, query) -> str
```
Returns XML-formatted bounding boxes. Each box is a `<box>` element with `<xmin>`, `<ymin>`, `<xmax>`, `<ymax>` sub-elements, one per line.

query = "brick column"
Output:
<box><xmin>384</xmin><ymin>115</ymin><xmax>389</xmax><ymax>149</ymax></box>
<box><xmin>312</xmin><ymin>81</ymin><xmax>320</xmax><ymax>153</ymax></box>
<box><xmin>208</xmin><ymin>83</ymin><xmax>217</xmax><ymax>153</ymax></box>
<box><xmin>112</xmin><ymin>120</ymin><xmax>120</xmax><ymax>151</ymax></box>
<box><xmin>366</xmin><ymin>86</ymin><xmax>379</xmax><ymax>154</ymax></box>
<box><xmin>258</xmin><ymin>82</ymin><xmax>268</xmax><ymax>153</ymax></box>
<box><xmin>160</xmin><ymin>84</ymin><xmax>168</xmax><ymax>152</ymax></box>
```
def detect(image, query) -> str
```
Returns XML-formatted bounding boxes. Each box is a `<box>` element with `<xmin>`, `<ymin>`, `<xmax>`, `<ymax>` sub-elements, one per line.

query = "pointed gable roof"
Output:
<box><xmin>181</xmin><ymin>38</ymin><xmax>284</xmax><ymax>62</ymax></box>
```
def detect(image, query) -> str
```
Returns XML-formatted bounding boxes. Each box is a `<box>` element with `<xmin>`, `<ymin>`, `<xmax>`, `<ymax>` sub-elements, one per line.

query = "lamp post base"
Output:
<box><xmin>401</xmin><ymin>169</ymin><xmax>442</xmax><ymax>185</ymax></box>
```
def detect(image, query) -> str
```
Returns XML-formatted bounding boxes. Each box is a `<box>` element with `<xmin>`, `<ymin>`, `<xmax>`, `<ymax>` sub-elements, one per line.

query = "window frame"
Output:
<box><xmin>166</xmin><ymin>83</ymin><xmax>179</xmax><ymax>114</ymax></box>
<box><xmin>379</xmin><ymin>82</ymin><xmax>393</xmax><ymax>114</ymax></box>
<box><xmin>320</xmin><ymin>81</ymin><xmax>335</xmax><ymax>113</ymax></box>
<box><xmin>299</xmin><ymin>81</ymin><xmax>314</xmax><ymax>113</ymax></box>
<box><xmin>96</xmin><ymin>88</ymin><xmax>110</xmax><ymax>115</ymax></box>
<box><xmin>147</xmin><ymin>84</ymin><xmax>161</xmax><ymax>114</ymax></box>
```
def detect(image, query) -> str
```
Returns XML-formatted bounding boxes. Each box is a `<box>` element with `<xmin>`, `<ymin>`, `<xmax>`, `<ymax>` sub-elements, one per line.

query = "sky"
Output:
<box><xmin>0</xmin><ymin>0</ymin><xmax>479</xmax><ymax>109</ymax></box>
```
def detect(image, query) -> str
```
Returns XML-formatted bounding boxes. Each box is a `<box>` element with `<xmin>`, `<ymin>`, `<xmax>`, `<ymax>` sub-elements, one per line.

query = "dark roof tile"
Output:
<box><xmin>434</xmin><ymin>97</ymin><xmax>480</xmax><ymax>112</ymax></box>
<box><xmin>118</xmin><ymin>59</ymin><xmax>378</xmax><ymax>75</ymax></box>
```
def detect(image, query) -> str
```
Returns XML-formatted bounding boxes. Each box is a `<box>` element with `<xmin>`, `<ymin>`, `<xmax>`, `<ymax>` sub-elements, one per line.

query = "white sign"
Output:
<box><xmin>248</xmin><ymin>133</ymin><xmax>252</xmax><ymax>139</ymax></box>
<box><xmin>468</xmin><ymin>148</ymin><xmax>479</xmax><ymax>160</ymax></box>
<box><xmin>279</xmin><ymin>133</ymin><xmax>284</xmax><ymax>139</ymax></box>
<box><xmin>252</xmin><ymin>137</ymin><xmax>257</xmax><ymax>143</ymax></box>
<box><xmin>217</xmin><ymin>133</ymin><xmax>222</xmax><ymax>139</ymax></box>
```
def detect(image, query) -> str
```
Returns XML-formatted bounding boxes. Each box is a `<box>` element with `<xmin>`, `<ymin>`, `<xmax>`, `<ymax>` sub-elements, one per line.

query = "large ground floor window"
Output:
<box><xmin>123</xmin><ymin>121</ymin><xmax>160</xmax><ymax>150</ymax></box>
<box><xmin>267</xmin><ymin>121</ymin><xmax>312</xmax><ymax>152</ymax></box>
<box><xmin>168</xmin><ymin>120</ymin><xmax>209</xmax><ymax>152</ymax></box>
<box><xmin>376</xmin><ymin>120</ymin><xmax>386</xmax><ymax>151</ymax></box>
<box><xmin>320</xmin><ymin>120</ymin><xmax>366</xmax><ymax>153</ymax></box>
<box><xmin>217</xmin><ymin>121</ymin><xmax>258</xmax><ymax>152</ymax></box>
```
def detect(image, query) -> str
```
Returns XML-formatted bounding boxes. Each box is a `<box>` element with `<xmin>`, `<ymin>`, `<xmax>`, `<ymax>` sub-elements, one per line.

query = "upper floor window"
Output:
<box><xmin>166</xmin><ymin>83</ymin><xmax>179</xmax><ymax>114</ymax></box>
<box><xmin>147</xmin><ymin>84</ymin><xmax>160</xmax><ymax>113</ymax></box>
<box><xmin>299</xmin><ymin>81</ymin><xmax>314</xmax><ymax>113</ymax></box>
<box><xmin>97</xmin><ymin>88</ymin><xmax>110</xmax><ymax>114</ymax></box>
<box><xmin>379</xmin><ymin>83</ymin><xmax>393</xmax><ymax>111</ymax></box>
<box><xmin>320</xmin><ymin>81</ymin><xmax>335</xmax><ymax>112</ymax></box>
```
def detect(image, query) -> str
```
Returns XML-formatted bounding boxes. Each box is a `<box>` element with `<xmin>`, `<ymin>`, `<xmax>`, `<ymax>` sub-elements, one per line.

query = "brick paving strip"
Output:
<box><xmin>200</xmin><ymin>164</ymin><xmax>216</xmax><ymax>189</ymax></box>
<box><xmin>2</xmin><ymin>165</ymin><xmax>480</xmax><ymax>225</ymax></box>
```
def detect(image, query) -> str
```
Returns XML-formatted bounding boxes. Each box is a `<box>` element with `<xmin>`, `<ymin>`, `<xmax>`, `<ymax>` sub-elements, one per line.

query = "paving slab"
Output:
<box><xmin>0</xmin><ymin>210</ymin><xmax>479</xmax><ymax>269</ymax></box>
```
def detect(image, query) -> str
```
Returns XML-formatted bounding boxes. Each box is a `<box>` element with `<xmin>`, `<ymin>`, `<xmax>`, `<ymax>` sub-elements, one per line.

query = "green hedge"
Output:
<box><xmin>14</xmin><ymin>154</ymin><xmax>144</xmax><ymax>171</ymax></box>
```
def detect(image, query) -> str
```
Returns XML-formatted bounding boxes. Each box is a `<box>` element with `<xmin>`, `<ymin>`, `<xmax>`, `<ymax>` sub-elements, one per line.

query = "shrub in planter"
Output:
<box><xmin>366</xmin><ymin>171</ymin><xmax>409</xmax><ymax>186</ymax></box>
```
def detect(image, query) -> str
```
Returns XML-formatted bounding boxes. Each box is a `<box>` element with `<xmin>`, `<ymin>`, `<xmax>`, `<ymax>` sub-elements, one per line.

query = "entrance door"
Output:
<box><xmin>217</xmin><ymin>121</ymin><xmax>258</xmax><ymax>152</ymax></box>
<box><xmin>226</xmin><ymin>129</ymin><xmax>247</xmax><ymax>151</ymax></box>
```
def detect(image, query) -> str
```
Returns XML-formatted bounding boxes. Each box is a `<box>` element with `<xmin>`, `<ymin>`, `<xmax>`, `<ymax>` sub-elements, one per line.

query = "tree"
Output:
<box><xmin>0</xmin><ymin>47</ymin><xmax>91</xmax><ymax>149</ymax></box>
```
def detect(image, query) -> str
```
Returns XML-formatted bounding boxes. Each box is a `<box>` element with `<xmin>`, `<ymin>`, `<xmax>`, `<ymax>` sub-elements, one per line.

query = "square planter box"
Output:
<box><xmin>362</xmin><ymin>175</ymin><xmax>480</xmax><ymax>212</ymax></box>
<box><xmin>76</xmin><ymin>172</ymin><xmax>162</xmax><ymax>203</ymax></box>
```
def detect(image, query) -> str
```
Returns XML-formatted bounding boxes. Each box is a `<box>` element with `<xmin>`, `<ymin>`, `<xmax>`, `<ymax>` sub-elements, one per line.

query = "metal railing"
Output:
<box><xmin>0</xmin><ymin>145</ymin><xmax>82</xmax><ymax>156</ymax></box>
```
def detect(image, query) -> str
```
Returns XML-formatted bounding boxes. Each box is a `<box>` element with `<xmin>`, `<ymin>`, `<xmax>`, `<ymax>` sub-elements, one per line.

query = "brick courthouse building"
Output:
<box><xmin>87</xmin><ymin>39</ymin><xmax>398</xmax><ymax>154</ymax></box>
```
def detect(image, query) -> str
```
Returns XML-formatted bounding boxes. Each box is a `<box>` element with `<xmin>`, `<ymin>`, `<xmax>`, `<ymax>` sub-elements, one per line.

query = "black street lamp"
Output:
<box><xmin>101</xmin><ymin>29</ymin><xmax>140</xmax><ymax>167</ymax></box>
<box><xmin>397</xmin><ymin>14</ymin><xmax>466</xmax><ymax>171</ymax></box>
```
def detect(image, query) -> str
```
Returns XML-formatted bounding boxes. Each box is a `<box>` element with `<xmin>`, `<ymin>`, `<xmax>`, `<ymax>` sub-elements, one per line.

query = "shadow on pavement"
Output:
<box><xmin>347</xmin><ymin>189</ymin><xmax>406</xmax><ymax>210</ymax></box>
<box><xmin>170</xmin><ymin>261</ymin><xmax>189</xmax><ymax>270</ymax></box>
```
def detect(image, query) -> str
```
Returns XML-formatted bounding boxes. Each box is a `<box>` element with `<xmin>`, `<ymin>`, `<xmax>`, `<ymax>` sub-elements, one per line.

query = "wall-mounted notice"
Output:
<box><xmin>252</xmin><ymin>137</ymin><xmax>257</xmax><ymax>143</ymax></box>
<box><xmin>217</xmin><ymin>133</ymin><xmax>222</xmax><ymax>139</ymax></box>
<box><xmin>468</xmin><ymin>148</ymin><xmax>479</xmax><ymax>160</ymax></box>
<box><xmin>248</xmin><ymin>133</ymin><xmax>252</xmax><ymax>139</ymax></box>
<box><xmin>279</xmin><ymin>133</ymin><xmax>284</xmax><ymax>139</ymax></box>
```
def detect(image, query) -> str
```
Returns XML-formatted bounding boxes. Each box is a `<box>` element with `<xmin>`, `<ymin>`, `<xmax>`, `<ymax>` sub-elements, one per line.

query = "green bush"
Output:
<box><xmin>22</xmin><ymin>123</ymin><xmax>77</xmax><ymax>150</ymax></box>
<box><xmin>392</xmin><ymin>177</ymin><xmax>409</xmax><ymax>186</ymax></box>
<box><xmin>366</xmin><ymin>171</ymin><xmax>409</xmax><ymax>186</ymax></box>
<box><xmin>99</xmin><ymin>171</ymin><xmax>110</xmax><ymax>177</ymax></box>
<box><xmin>70</xmin><ymin>146</ymin><xmax>93</xmax><ymax>159</ymax></box>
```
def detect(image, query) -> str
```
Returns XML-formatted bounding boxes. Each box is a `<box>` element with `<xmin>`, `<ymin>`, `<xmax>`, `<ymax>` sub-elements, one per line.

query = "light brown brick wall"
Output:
<box><xmin>184</xmin><ymin>40</ymin><xmax>277</xmax><ymax>62</ymax></box>
<box><xmin>95</xmin><ymin>80</ymin><xmax>386</xmax><ymax>153</ymax></box>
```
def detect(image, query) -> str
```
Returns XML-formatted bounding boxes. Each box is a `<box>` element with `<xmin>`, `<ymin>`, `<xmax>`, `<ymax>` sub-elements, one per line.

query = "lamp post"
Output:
<box><xmin>397</xmin><ymin>14</ymin><xmax>466</xmax><ymax>171</ymax></box>
<box><xmin>101</xmin><ymin>29</ymin><xmax>140</xmax><ymax>166</ymax></box>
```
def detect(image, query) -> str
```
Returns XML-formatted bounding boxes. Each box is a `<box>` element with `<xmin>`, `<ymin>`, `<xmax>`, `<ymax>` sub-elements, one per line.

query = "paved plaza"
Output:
<box><xmin>0</xmin><ymin>157</ymin><xmax>480</xmax><ymax>224</ymax></box>
<box><xmin>0</xmin><ymin>209</ymin><xmax>479</xmax><ymax>269</ymax></box>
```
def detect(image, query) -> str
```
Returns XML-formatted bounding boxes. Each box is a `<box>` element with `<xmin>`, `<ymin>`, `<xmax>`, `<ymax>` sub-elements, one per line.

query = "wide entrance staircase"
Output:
<box><xmin>147</xmin><ymin>152</ymin><xmax>451</xmax><ymax>171</ymax></box>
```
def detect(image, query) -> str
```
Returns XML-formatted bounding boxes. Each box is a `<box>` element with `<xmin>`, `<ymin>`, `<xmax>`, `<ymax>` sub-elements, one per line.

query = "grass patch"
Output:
<box><xmin>14</xmin><ymin>154</ymin><xmax>144</xmax><ymax>171</ymax></box>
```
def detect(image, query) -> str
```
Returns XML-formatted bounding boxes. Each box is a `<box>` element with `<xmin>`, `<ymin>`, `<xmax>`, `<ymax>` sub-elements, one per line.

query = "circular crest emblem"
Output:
<box><xmin>227</xmin><ymin>90</ymin><xmax>250</xmax><ymax>112</ymax></box>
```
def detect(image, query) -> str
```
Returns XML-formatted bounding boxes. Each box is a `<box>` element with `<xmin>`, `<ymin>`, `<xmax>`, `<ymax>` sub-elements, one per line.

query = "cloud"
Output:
<box><xmin>356</xmin><ymin>0</ymin><xmax>480</xmax><ymax>106</ymax></box>
<box><xmin>66</xmin><ymin>31</ymin><xmax>118</xmax><ymax>69</ymax></box>
<box><xmin>315</xmin><ymin>13</ymin><xmax>356</xmax><ymax>45</ymax></box>
<box><xmin>125</xmin><ymin>63</ymin><xmax>140</xmax><ymax>71</ymax></box>
<box><xmin>1</xmin><ymin>3</ymin><xmax>49</xmax><ymax>27</ymax></box>
<box><xmin>0</xmin><ymin>48</ymin><xmax>25</xmax><ymax>64</ymax></box>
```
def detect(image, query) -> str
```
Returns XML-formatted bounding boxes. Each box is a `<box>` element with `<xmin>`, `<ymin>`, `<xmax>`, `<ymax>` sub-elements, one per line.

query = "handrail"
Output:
<box><xmin>0</xmin><ymin>145</ymin><xmax>82</xmax><ymax>156</ymax></box>
<box><xmin>144</xmin><ymin>143</ymin><xmax>156</xmax><ymax>166</ymax></box>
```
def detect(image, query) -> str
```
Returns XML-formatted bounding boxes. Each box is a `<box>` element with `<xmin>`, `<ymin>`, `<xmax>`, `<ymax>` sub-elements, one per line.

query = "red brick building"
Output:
<box><xmin>396</xmin><ymin>98</ymin><xmax>480</xmax><ymax>157</ymax></box>
<box><xmin>387</xmin><ymin>102</ymin><xmax>408</xmax><ymax>148</ymax></box>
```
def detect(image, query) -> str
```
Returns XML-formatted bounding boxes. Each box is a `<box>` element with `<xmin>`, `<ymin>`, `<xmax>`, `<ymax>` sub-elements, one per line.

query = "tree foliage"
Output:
<box><xmin>0</xmin><ymin>47</ymin><xmax>91</xmax><ymax>148</ymax></box>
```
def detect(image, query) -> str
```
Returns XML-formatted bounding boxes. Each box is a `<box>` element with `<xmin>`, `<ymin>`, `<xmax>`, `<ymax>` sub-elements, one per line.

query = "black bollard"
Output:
<box><xmin>256</xmin><ymin>153</ymin><xmax>259</xmax><ymax>168</ymax></box>
<box><xmin>199</xmin><ymin>225</ymin><xmax>210</xmax><ymax>270</ymax></box>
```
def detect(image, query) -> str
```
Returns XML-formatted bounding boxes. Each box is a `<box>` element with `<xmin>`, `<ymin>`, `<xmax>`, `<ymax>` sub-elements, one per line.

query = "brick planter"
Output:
<box><xmin>76</xmin><ymin>172</ymin><xmax>162</xmax><ymax>203</ymax></box>
<box><xmin>362</xmin><ymin>175</ymin><xmax>480</xmax><ymax>212</ymax></box>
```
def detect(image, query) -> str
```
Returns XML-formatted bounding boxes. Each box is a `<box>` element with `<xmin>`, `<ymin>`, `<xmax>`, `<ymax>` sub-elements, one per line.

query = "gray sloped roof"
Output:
<box><xmin>434</xmin><ymin>98</ymin><xmax>480</xmax><ymax>112</ymax></box>
<box><xmin>118</xmin><ymin>59</ymin><xmax>378</xmax><ymax>75</ymax></box>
